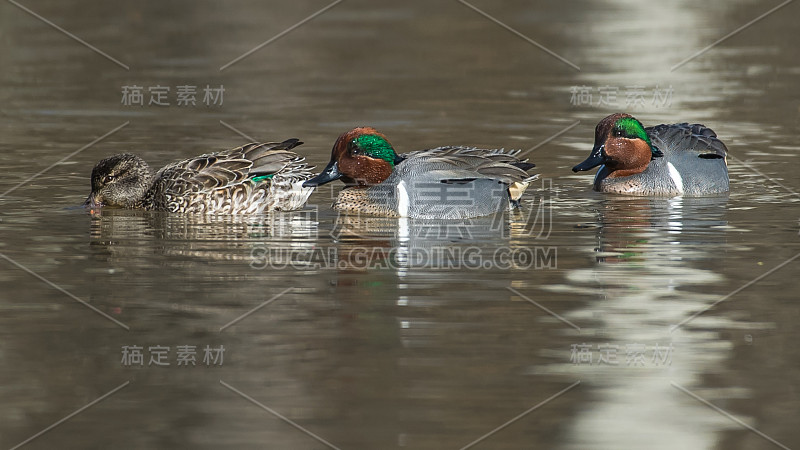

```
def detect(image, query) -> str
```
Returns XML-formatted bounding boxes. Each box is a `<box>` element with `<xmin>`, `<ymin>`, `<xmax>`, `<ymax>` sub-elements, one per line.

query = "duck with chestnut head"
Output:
<box><xmin>303</xmin><ymin>127</ymin><xmax>538</xmax><ymax>219</ymax></box>
<box><xmin>572</xmin><ymin>113</ymin><xmax>729</xmax><ymax>196</ymax></box>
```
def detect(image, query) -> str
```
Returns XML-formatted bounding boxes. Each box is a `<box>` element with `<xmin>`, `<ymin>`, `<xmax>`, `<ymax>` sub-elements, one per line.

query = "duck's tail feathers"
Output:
<box><xmin>508</xmin><ymin>174</ymin><xmax>539</xmax><ymax>202</ymax></box>
<box><xmin>275</xmin><ymin>138</ymin><xmax>303</xmax><ymax>150</ymax></box>
<box><xmin>512</xmin><ymin>161</ymin><xmax>536</xmax><ymax>171</ymax></box>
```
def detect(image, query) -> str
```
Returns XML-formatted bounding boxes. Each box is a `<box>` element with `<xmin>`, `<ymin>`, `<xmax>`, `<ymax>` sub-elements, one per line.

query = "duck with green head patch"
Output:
<box><xmin>85</xmin><ymin>139</ymin><xmax>315</xmax><ymax>214</ymax></box>
<box><xmin>573</xmin><ymin>113</ymin><xmax>729</xmax><ymax>196</ymax></box>
<box><xmin>304</xmin><ymin>127</ymin><xmax>538</xmax><ymax>219</ymax></box>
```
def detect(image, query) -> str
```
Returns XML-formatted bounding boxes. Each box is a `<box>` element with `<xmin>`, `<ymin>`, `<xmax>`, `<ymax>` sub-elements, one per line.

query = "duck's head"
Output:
<box><xmin>85</xmin><ymin>154</ymin><xmax>153</xmax><ymax>209</ymax></box>
<box><xmin>303</xmin><ymin>127</ymin><xmax>404</xmax><ymax>187</ymax></box>
<box><xmin>572</xmin><ymin>113</ymin><xmax>663</xmax><ymax>177</ymax></box>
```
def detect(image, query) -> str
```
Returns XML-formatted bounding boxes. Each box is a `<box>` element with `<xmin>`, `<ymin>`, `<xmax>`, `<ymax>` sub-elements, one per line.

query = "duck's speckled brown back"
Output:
<box><xmin>142</xmin><ymin>141</ymin><xmax>315</xmax><ymax>213</ymax></box>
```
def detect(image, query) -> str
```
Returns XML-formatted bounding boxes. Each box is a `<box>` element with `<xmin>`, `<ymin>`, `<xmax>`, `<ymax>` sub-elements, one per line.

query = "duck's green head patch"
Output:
<box><xmin>613</xmin><ymin>117</ymin><xmax>649</xmax><ymax>143</ymax></box>
<box><xmin>352</xmin><ymin>134</ymin><xmax>398</xmax><ymax>166</ymax></box>
<box><xmin>612</xmin><ymin>116</ymin><xmax>660</xmax><ymax>156</ymax></box>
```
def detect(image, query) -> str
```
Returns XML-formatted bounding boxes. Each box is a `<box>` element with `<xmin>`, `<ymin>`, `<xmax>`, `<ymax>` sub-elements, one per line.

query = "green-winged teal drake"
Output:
<box><xmin>303</xmin><ymin>127</ymin><xmax>537</xmax><ymax>219</ymax></box>
<box><xmin>86</xmin><ymin>140</ymin><xmax>315</xmax><ymax>213</ymax></box>
<box><xmin>572</xmin><ymin>113</ymin><xmax>729</xmax><ymax>196</ymax></box>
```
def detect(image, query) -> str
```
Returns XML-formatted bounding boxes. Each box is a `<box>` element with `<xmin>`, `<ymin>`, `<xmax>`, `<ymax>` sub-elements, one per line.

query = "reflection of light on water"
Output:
<box><xmin>397</xmin><ymin>217</ymin><xmax>410</xmax><ymax>242</ymax></box>
<box><xmin>667</xmin><ymin>197</ymin><xmax>683</xmax><ymax>236</ymax></box>
<box><xmin>396</xmin><ymin>245</ymin><xmax>409</xmax><ymax>278</ymax></box>
<box><xmin>543</xmin><ymin>196</ymin><xmax>744</xmax><ymax>450</ymax></box>
<box><xmin>90</xmin><ymin>209</ymin><xmax>323</xmax><ymax>266</ymax></box>
<box><xmin>396</xmin><ymin>218</ymin><xmax>410</xmax><ymax>277</ymax></box>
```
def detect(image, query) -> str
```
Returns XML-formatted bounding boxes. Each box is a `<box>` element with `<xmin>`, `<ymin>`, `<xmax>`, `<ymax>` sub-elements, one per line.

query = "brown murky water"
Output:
<box><xmin>1</xmin><ymin>0</ymin><xmax>798</xmax><ymax>449</ymax></box>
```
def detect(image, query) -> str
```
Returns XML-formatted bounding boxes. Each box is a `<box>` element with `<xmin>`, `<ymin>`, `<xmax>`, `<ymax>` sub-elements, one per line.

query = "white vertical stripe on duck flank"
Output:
<box><xmin>667</xmin><ymin>162</ymin><xmax>684</xmax><ymax>194</ymax></box>
<box><xmin>396</xmin><ymin>180</ymin><xmax>410</xmax><ymax>217</ymax></box>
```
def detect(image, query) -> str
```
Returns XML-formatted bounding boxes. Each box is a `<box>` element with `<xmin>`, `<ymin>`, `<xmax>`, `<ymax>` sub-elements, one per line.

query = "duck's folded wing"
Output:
<box><xmin>399</xmin><ymin>153</ymin><xmax>532</xmax><ymax>185</ymax></box>
<box><xmin>402</xmin><ymin>146</ymin><xmax>534</xmax><ymax>167</ymax></box>
<box><xmin>156</xmin><ymin>140</ymin><xmax>310</xmax><ymax>196</ymax></box>
<box><xmin>405</xmin><ymin>146</ymin><xmax>534</xmax><ymax>172</ymax></box>
<box><xmin>647</xmin><ymin>123</ymin><xmax>728</xmax><ymax>159</ymax></box>
<box><xmin>247</xmin><ymin>147</ymin><xmax>314</xmax><ymax>184</ymax></box>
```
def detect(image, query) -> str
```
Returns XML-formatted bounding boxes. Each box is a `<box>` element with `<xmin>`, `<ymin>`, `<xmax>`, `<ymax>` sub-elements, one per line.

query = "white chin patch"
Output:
<box><xmin>666</xmin><ymin>162</ymin><xmax>684</xmax><ymax>194</ymax></box>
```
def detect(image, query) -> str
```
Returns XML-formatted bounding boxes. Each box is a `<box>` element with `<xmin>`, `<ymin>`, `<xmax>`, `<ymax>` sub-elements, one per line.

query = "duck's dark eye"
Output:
<box><xmin>347</xmin><ymin>139</ymin><xmax>356</xmax><ymax>153</ymax></box>
<box><xmin>613</xmin><ymin>129</ymin><xmax>623</xmax><ymax>137</ymax></box>
<box><xmin>103</xmin><ymin>175</ymin><xmax>115</xmax><ymax>184</ymax></box>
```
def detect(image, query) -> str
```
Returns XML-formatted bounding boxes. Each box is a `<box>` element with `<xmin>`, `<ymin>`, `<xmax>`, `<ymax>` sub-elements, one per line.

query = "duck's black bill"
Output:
<box><xmin>303</xmin><ymin>161</ymin><xmax>342</xmax><ymax>187</ymax></box>
<box><xmin>84</xmin><ymin>193</ymin><xmax>101</xmax><ymax>209</ymax></box>
<box><xmin>572</xmin><ymin>144</ymin><xmax>605</xmax><ymax>172</ymax></box>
